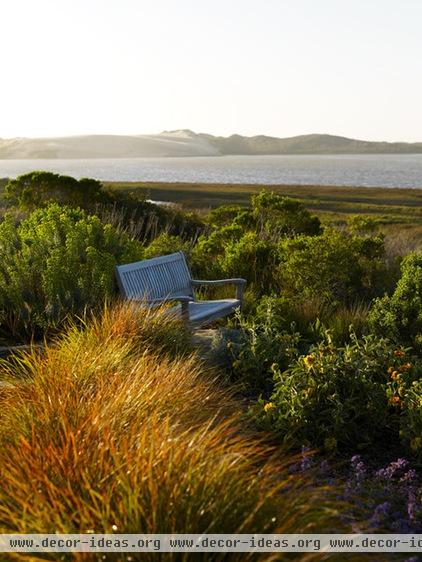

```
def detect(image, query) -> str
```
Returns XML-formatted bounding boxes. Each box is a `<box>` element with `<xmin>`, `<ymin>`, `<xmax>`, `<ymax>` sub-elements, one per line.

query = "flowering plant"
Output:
<box><xmin>253</xmin><ymin>332</ymin><xmax>421</xmax><ymax>451</ymax></box>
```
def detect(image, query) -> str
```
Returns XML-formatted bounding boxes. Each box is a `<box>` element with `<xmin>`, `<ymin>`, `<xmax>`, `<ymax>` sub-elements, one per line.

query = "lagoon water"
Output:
<box><xmin>0</xmin><ymin>154</ymin><xmax>422</xmax><ymax>188</ymax></box>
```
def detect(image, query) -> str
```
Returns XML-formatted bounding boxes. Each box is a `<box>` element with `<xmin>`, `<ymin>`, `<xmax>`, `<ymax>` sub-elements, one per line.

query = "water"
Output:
<box><xmin>0</xmin><ymin>154</ymin><xmax>422</xmax><ymax>188</ymax></box>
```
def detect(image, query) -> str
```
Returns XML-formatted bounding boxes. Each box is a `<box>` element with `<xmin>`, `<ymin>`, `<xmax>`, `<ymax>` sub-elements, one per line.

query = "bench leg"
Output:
<box><xmin>181</xmin><ymin>300</ymin><xmax>190</xmax><ymax>322</ymax></box>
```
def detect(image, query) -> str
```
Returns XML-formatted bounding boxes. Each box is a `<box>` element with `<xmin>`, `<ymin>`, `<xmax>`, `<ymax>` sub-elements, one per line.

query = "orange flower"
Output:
<box><xmin>398</xmin><ymin>363</ymin><xmax>412</xmax><ymax>372</ymax></box>
<box><xmin>390</xmin><ymin>371</ymin><xmax>398</xmax><ymax>380</ymax></box>
<box><xmin>393</xmin><ymin>349</ymin><xmax>405</xmax><ymax>358</ymax></box>
<box><xmin>389</xmin><ymin>395</ymin><xmax>401</xmax><ymax>406</ymax></box>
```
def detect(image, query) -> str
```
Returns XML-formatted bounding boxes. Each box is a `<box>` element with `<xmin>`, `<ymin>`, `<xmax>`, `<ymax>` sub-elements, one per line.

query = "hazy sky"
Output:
<box><xmin>1</xmin><ymin>0</ymin><xmax>421</xmax><ymax>141</ymax></box>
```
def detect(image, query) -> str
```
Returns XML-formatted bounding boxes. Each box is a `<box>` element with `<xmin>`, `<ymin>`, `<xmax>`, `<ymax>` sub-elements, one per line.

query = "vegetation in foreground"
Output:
<box><xmin>1</xmin><ymin>171</ymin><xmax>422</xmax><ymax>558</ymax></box>
<box><xmin>0</xmin><ymin>303</ymin><xmax>342</xmax><ymax>561</ymax></box>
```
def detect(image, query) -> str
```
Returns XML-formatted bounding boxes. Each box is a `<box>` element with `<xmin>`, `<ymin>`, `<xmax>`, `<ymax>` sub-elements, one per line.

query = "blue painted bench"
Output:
<box><xmin>115</xmin><ymin>251</ymin><xmax>246</xmax><ymax>325</ymax></box>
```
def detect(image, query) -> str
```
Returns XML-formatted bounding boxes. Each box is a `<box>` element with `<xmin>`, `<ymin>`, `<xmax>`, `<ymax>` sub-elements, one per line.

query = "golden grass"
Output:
<box><xmin>0</xmin><ymin>303</ymin><xmax>342</xmax><ymax>561</ymax></box>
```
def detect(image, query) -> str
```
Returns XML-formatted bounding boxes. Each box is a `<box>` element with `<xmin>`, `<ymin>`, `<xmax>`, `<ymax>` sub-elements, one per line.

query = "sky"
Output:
<box><xmin>1</xmin><ymin>0</ymin><xmax>421</xmax><ymax>141</ymax></box>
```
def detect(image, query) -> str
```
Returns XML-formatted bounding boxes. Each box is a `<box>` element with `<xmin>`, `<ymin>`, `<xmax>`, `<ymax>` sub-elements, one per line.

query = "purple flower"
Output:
<box><xmin>400</xmin><ymin>469</ymin><xmax>416</xmax><ymax>484</ymax></box>
<box><xmin>350</xmin><ymin>454</ymin><xmax>366</xmax><ymax>484</ymax></box>
<box><xmin>372</xmin><ymin>501</ymin><xmax>391</xmax><ymax>519</ymax></box>
<box><xmin>376</xmin><ymin>458</ymin><xmax>409</xmax><ymax>480</ymax></box>
<box><xmin>407</xmin><ymin>488</ymin><xmax>417</xmax><ymax>520</ymax></box>
<box><xmin>300</xmin><ymin>446</ymin><xmax>312</xmax><ymax>471</ymax></box>
<box><xmin>368</xmin><ymin>501</ymin><xmax>391</xmax><ymax>530</ymax></box>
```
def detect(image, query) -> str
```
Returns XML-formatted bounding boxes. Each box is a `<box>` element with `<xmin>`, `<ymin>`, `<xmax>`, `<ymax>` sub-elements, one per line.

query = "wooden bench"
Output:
<box><xmin>115</xmin><ymin>251</ymin><xmax>246</xmax><ymax>325</ymax></box>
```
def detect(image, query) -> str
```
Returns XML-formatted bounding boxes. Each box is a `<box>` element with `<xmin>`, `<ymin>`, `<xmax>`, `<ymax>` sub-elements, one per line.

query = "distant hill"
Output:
<box><xmin>1</xmin><ymin>130</ymin><xmax>422</xmax><ymax>159</ymax></box>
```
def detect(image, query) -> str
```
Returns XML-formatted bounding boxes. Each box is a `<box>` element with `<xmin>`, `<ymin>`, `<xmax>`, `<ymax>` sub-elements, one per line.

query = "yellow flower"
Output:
<box><xmin>411</xmin><ymin>437</ymin><xmax>422</xmax><ymax>451</ymax></box>
<box><xmin>264</xmin><ymin>402</ymin><xmax>274</xmax><ymax>412</ymax></box>
<box><xmin>303</xmin><ymin>355</ymin><xmax>315</xmax><ymax>369</ymax></box>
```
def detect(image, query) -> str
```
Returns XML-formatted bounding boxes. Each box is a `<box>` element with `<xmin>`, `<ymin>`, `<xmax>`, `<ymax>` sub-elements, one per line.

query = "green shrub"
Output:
<box><xmin>143</xmin><ymin>233</ymin><xmax>190</xmax><ymax>260</ymax></box>
<box><xmin>206</xmin><ymin>204</ymin><xmax>246</xmax><ymax>227</ymax></box>
<box><xmin>4</xmin><ymin>171</ymin><xmax>206</xmax><ymax>243</ymax></box>
<box><xmin>385</xmin><ymin>357</ymin><xmax>422</xmax><ymax>460</ymax></box>
<box><xmin>90</xmin><ymin>192</ymin><xmax>206</xmax><ymax>243</ymax></box>
<box><xmin>191</xmin><ymin>225</ymin><xmax>244</xmax><ymax>278</ymax></box>
<box><xmin>0</xmin><ymin>204</ymin><xmax>143</xmax><ymax>339</ymax></box>
<box><xmin>227</xmin><ymin>306</ymin><xmax>301</xmax><ymax>393</ymax></box>
<box><xmin>369</xmin><ymin>252</ymin><xmax>422</xmax><ymax>351</ymax></box>
<box><xmin>348</xmin><ymin>214</ymin><xmax>379</xmax><ymax>234</ymax></box>
<box><xmin>192</xmin><ymin>192</ymin><xmax>321</xmax><ymax>288</ymax></box>
<box><xmin>4</xmin><ymin>171</ymin><xmax>106</xmax><ymax>209</ymax></box>
<box><xmin>218</xmin><ymin>232</ymin><xmax>279</xmax><ymax>293</ymax></box>
<box><xmin>278</xmin><ymin>229</ymin><xmax>387</xmax><ymax>305</ymax></box>
<box><xmin>252</xmin><ymin>296</ymin><xmax>371</xmax><ymax>345</ymax></box>
<box><xmin>251</xmin><ymin>191</ymin><xmax>321</xmax><ymax>237</ymax></box>
<box><xmin>253</xmin><ymin>333</ymin><xmax>417</xmax><ymax>451</ymax></box>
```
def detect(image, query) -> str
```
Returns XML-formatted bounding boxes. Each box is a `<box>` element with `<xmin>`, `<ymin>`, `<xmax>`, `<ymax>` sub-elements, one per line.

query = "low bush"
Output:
<box><xmin>386</xmin><ymin>364</ymin><xmax>422</xmax><ymax>461</ymax></box>
<box><xmin>277</xmin><ymin>229</ymin><xmax>387</xmax><ymax>306</ymax></box>
<box><xmin>4</xmin><ymin>171</ymin><xmax>106</xmax><ymax>209</ymax></box>
<box><xmin>0</xmin><ymin>204</ymin><xmax>143</xmax><ymax>340</ymax></box>
<box><xmin>206</xmin><ymin>204</ymin><xmax>246</xmax><ymax>227</ymax></box>
<box><xmin>251</xmin><ymin>295</ymin><xmax>371</xmax><ymax>345</ymax></box>
<box><xmin>143</xmin><ymin>232</ymin><xmax>191</xmax><ymax>260</ymax></box>
<box><xmin>226</xmin><ymin>305</ymin><xmax>301</xmax><ymax>393</ymax></box>
<box><xmin>251</xmin><ymin>191</ymin><xmax>321</xmax><ymax>237</ymax></box>
<box><xmin>253</xmin><ymin>333</ymin><xmax>421</xmax><ymax>451</ymax></box>
<box><xmin>369</xmin><ymin>252</ymin><xmax>422</xmax><ymax>351</ymax></box>
<box><xmin>191</xmin><ymin>224</ymin><xmax>244</xmax><ymax>278</ymax></box>
<box><xmin>218</xmin><ymin>232</ymin><xmax>279</xmax><ymax>294</ymax></box>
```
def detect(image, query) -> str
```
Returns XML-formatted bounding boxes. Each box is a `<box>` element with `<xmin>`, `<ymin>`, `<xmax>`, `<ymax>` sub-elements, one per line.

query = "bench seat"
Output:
<box><xmin>167</xmin><ymin>298</ymin><xmax>241</xmax><ymax>324</ymax></box>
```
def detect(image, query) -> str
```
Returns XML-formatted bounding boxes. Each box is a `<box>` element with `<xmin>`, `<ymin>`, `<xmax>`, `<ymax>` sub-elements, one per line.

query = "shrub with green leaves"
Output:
<box><xmin>227</xmin><ymin>306</ymin><xmax>301</xmax><ymax>393</ymax></box>
<box><xmin>369</xmin><ymin>252</ymin><xmax>422</xmax><ymax>351</ymax></box>
<box><xmin>206</xmin><ymin>205</ymin><xmax>246</xmax><ymax>227</ymax></box>
<box><xmin>385</xmin><ymin>357</ymin><xmax>422</xmax><ymax>460</ymax></box>
<box><xmin>4</xmin><ymin>171</ymin><xmax>106</xmax><ymax>209</ymax></box>
<box><xmin>0</xmin><ymin>204</ymin><xmax>144</xmax><ymax>339</ymax></box>
<box><xmin>143</xmin><ymin>233</ymin><xmax>190</xmax><ymax>260</ymax></box>
<box><xmin>191</xmin><ymin>225</ymin><xmax>244</xmax><ymax>278</ymax></box>
<box><xmin>251</xmin><ymin>191</ymin><xmax>321</xmax><ymax>237</ymax></box>
<box><xmin>218</xmin><ymin>232</ymin><xmax>279</xmax><ymax>293</ymax></box>
<box><xmin>277</xmin><ymin>229</ymin><xmax>387</xmax><ymax>306</ymax></box>
<box><xmin>348</xmin><ymin>214</ymin><xmax>379</xmax><ymax>234</ymax></box>
<box><xmin>252</xmin><ymin>333</ymin><xmax>418</xmax><ymax>451</ymax></box>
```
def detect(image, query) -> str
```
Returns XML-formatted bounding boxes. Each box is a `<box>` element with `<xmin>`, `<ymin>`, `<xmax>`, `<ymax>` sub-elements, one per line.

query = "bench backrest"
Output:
<box><xmin>115</xmin><ymin>251</ymin><xmax>193</xmax><ymax>300</ymax></box>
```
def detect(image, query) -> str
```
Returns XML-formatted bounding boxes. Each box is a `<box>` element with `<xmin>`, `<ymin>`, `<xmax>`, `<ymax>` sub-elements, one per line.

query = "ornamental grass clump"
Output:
<box><xmin>0</xmin><ymin>303</ymin><xmax>340</xmax><ymax>560</ymax></box>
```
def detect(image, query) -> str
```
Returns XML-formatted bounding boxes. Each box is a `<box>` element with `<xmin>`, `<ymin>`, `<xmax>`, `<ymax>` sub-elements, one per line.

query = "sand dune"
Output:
<box><xmin>0</xmin><ymin>130</ymin><xmax>421</xmax><ymax>159</ymax></box>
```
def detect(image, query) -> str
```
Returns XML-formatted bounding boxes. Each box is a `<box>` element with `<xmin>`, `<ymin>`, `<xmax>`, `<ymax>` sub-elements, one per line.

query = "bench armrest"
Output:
<box><xmin>191</xmin><ymin>278</ymin><xmax>246</xmax><ymax>301</ymax></box>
